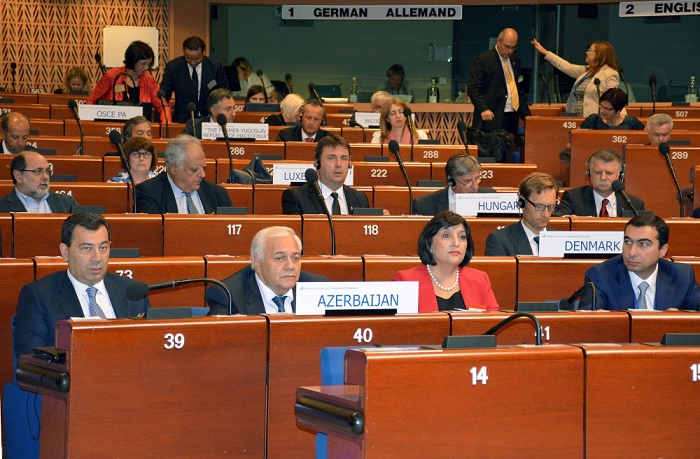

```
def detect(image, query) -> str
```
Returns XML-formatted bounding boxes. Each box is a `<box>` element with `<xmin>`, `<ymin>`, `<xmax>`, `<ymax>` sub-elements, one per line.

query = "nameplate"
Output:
<box><xmin>539</xmin><ymin>231</ymin><xmax>623</xmax><ymax>257</ymax></box>
<box><xmin>78</xmin><ymin>104</ymin><xmax>143</xmax><ymax>121</ymax></box>
<box><xmin>296</xmin><ymin>281</ymin><xmax>418</xmax><ymax>315</ymax></box>
<box><xmin>455</xmin><ymin>193</ymin><xmax>519</xmax><ymax>216</ymax></box>
<box><xmin>354</xmin><ymin>112</ymin><xmax>381</xmax><ymax>128</ymax></box>
<box><xmin>272</xmin><ymin>163</ymin><xmax>354</xmax><ymax>185</ymax></box>
<box><xmin>201</xmin><ymin>122</ymin><xmax>269</xmax><ymax>140</ymax></box>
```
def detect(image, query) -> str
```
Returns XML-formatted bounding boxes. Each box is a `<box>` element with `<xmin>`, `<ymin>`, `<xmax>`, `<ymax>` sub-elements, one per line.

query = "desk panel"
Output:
<box><xmin>628</xmin><ymin>310</ymin><xmax>700</xmax><ymax>343</ymax></box>
<box><xmin>0</xmin><ymin>103</ymin><xmax>50</xmax><ymax>118</ymax></box>
<box><xmin>0</xmin><ymin>259</ymin><xmax>34</xmax><ymax>386</ymax></box>
<box><xmin>0</xmin><ymin>155</ymin><xmax>103</xmax><ymax>182</ymax></box>
<box><xmin>672</xmin><ymin>255</ymin><xmax>700</xmax><ymax>282</ymax></box>
<box><xmin>64</xmin><ymin>119</ymin><xmax>122</xmax><ymax>137</ymax></box>
<box><xmin>352</xmin><ymin>161</ymin><xmax>431</xmax><ymax>186</ymax></box>
<box><xmin>523</xmin><ymin>116</ymin><xmax>583</xmax><ymax>183</ymax></box>
<box><xmin>430</xmin><ymin>162</ymin><xmax>538</xmax><ymax>187</ymax></box>
<box><xmin>516</xmin><ymin>257</ymin><xmax>604</xmax><ymax>304</ymax></box>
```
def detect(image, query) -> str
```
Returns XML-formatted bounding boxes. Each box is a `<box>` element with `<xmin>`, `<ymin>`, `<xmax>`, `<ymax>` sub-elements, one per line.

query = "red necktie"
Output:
<box><xmin>305</xmin><ymin>137</ymin><xmax>313</xmax><ymax>142</ymax></box>
<box><xmin>599</xmin><ymin>198</ymin><xmax>609</xmax><ymax>217</ymax></box>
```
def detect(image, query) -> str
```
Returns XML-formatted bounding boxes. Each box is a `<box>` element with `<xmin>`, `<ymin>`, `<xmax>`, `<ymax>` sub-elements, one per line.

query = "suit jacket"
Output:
<box><xmin>582</xmin><ymin>256</ymin><xmax>700</xmax><ymax>311</ymax></box>
<box><xmin>693</xmin><ymin>207</ymin><xmax>700</xmax><ymax>218</ymax></box>
<box><xmin>0</xmin><ymin>188</ymin><xmax>78</xmax><ymax>213</ymax></box>
<box><xmin>391</xmin><ymin>265</ymin><xmax>500</xmax><ymax>312</ymax></box>
<box><xmin>134</xmin><ymin>171</ymin><xmax>232</xmax><ymax>214</ymax></box>
<box><xmin>13</xmin><ymin>271</ymin><xmax>150</xmax><ymax>358</ymax></box>
<box><xmin>467</xmin><ymin>48</ymin><xmax>531</xmax><ymax>130</ymax></box>
<box><xmin>485</xmin><ymin>221</ymin><xmax>540</xmax><ymax>256</ymax></box>
<box><xmin>265</xmin><ymin>114</ymin><xmax>286</xmax><ymax>126</ymax></box>
<box><xmin>160</xmin><ymin>56</ymin><xmax>228</xmax><ymax>123</ymax></box>
<box><xmin>205</xmin><ymin>265</ymin><xmax>328</xmax><ymax>315</ymax></box>
<box><xmin>182</xmin><ymin>117</ymin><xmax>207</xmax><ymax>139</ymax></box>
<box><xmin>412</xmin><ymin>186</ymin><xmax>497</xmax><ymax>215</ymax></box>
<box><xmin>282</xmin><ymin>183</ymin><xmax>369</xmax><ymax>215</ymax></box>
<box><xmin>275</xmin><ymin>125</ymin><xmax>331</xmax><ymax>142</ymax></box>
<box><xmin>553</xmin><ymin>186</ymin><xmax>645</xmax><ymax>217</ymax></box>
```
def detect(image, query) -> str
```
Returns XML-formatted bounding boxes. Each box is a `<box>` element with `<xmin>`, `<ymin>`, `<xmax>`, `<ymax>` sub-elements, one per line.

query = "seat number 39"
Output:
<box><xmin>164</xmin><ymin>333</ymin><xmax>185</xmax><ymax>349</ymax></box>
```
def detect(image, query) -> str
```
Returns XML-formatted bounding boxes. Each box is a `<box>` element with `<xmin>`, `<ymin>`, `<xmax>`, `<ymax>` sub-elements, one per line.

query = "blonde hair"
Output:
<box><xmin>378</xmin><ymin>97</ymin><xmax>420</xmax><ymax>143</ymax></box>
<box><xmin>61</xmin><ymin>67</ymin><xmax>90</xmax><ymax>94</ymax></box>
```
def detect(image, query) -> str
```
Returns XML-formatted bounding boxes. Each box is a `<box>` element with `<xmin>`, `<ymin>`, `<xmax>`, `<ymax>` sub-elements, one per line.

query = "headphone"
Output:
<box><xmin>313</xmin><ymin>139</ymin><xmax>351</xmax><ymax>170</ymax></box>
<box><xmin>584</xmin><ymin>150</ymin><xmax>625</xmax><ymax>181</ymax></box>
<box><xmin>516</xmin><ymin>173</ymin><xmax>560</xmax><ymax>209</ymax></box>
<box><xmin>445</xmin><ymin>154</ymin><xmax>480</xmax><ymax>187</ymax></box>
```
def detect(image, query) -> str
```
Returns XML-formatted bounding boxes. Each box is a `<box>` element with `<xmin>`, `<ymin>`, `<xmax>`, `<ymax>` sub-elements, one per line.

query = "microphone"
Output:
<box><xmin>308</xmin><ymin>83</ymin><xmax>322</xmax><ymax>102</ymax></box>
<box><xmin>649</xmin><ymin>74</ymin><xmax>657</xmax><ymax>115</ymax></box>
<box><xmin>186</xmin><ymin>102</ymin><xmax>197</xmax><ymax>135</ymax></box>
<box><xmin>483</xmin><ymin>312</ymin><xmax>543</xmax><ymax>346</ymax></box>
<box><xmin>285</xmin><ymin>73</ymin><xmax>294</xmax><ymax>93</ymax></box>
<box><xmin>659</xmin><ymin>142</ymin><xmax>685</xmax><ymax>217</ymax></box>
<box><xmin>539</xmin><ymin>71</ymin><xmax>551</xmax><ymax>105</ymax></box>
<box><xmin>305</xmin><ymin>168</ymin><xmax>336</xmax><ymax>256</ymax></box>
<box><xmin>388</xmin><ymin>140</ymin><xmax>413</xmax><ymax>215</ymax></box>
<box><xmin>457</xmin><ymin>120</ymin><xmax>469</xmax><ymax>154</ymax></box>
<box><xmin>403</xmin><ymin>106</ymin><xmax>415</xmax><ymax>161</ymax></box>
<box><xmin>593</xmin><ymin>77</ymin><xmax>601</xmax><ymax>112</ymax></box>
<box><xmin>611</xmin><ymin>179</ymin><xmax>639</xmax><ymax>216</ymax></box>
<box><xmin>563</xmin><ymin>282</ymin><xmax>597</xmax><ymax>310</ymax></box>
<box><xmin>94</xmin><ymin>52</ymin><xmax>107</xmax><ymax>75</ymax></box>
<box><xmin>619</xmin><ymin>67</ymin><xmax>630</xmax><ymax>96</ymax></box>
<box><xmin>109</xmin><ymin>130</ymin><xmax>136</xmax><ymax>194</ymax></box>
<box><xmin>348</xmin><ymin>117</ymin><xmax>366</xmax><ymax>143</ymax></box>
<box><xmin>256</xmin><ymin>70</ymin><xmax>269</xmax><ymax>102</ymax></box>
<box><xmin>157</xmin><ymin>90</ymin><xmax>169</xmax><ymax>139</ymax></box>
<box><xmin>10</xmin><ymin>62</ymin><xmax>16</xmax><ymax>92</ymax></box>
<box><xmin>68</xmin><ymin>100</ymin><xmax>84</xmax><ymax>156</ymax></box>
<box><xmin>126</xmin><ymin>278</ymin><xmax>234</xmax><ymax>316</ymax></box>
<box><xmin>217</xmin><ymin>113</ymin><xmax>235</xmax><ymax>184</ymax></box>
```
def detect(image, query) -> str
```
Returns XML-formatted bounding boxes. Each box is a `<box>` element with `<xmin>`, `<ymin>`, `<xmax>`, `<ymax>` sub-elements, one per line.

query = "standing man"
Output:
<box><xmin>468</xmin><ymin>28</ymin><xmax>531</xmax><ymax>142</ymax></box>
<box><xmin>0</xmin><ymin>151</ymin><xmax>78</xmax><ymax>212</ymax></box>
<box><xmin>13</xmin><ymin>213</ymin><xmax>150</xmax><ymax>358</ymax></box>
<box><xmin>485</xmin><ymin>172</ymin><xmax>559</xmax><ymax>256</ymax></box>
<box><xmin>205</xmin><ymin>226</ymin><xmax>327</xmax><ymax>314</ymax></box>
<box><xmin>646</xmin><ymin>113</ymin><xmax>672</xmax><ymax>146</ymax></box>
<box><xmin>182</xmin><ymin>88</ymin><xmax>237</xmax><ymax>139</ymax></box>
<box><xmin>554</xmin><ymin>149</ymin><xmax>645</xmax><ymax>217</ymax></box>
<box><xmin>135</xmin><ymin>134</ymin><xmax>232</xmax><ymax>214</ymax></box>
<box><xmin>581</xmin><ymin>214</ymin><xmax>700</xmax><ymax>310</ymax></box>
<box><xmin>1</xmin><ymin>112</ymin><xmax>32</xmax><ymax>154</ymax></box>
<box><xmin>282</xmin><ymin>135</ymin><xmax>369</xmax><ymax>214</ymax></box>
<box><xmin>160</xmin><ymin>36</ymin><xmax>228</xmax><ymax>123</ymax></box>
<box><xmin>276</xmin><ymin>100</ymin><xmax>330</xmax><ymax>142</ymax></box>
<box><xmin>413</xmin><ymin>154</ymin><xmax>495</xmax><ymax>215</ymax></box>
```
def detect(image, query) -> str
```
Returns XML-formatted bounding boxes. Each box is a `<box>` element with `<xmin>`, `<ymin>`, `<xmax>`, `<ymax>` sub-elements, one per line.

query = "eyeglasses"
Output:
<box><xmin>598</xmin><ymin>105</ymin><xmax>615</xmax><ymax>112</ymax></box>
<box><xmin>130</xmin><ymin>150</ymin><xmax>153</xmax><ymax>158</ymax></box>
<box><xmin>455</xmin><ymin>176</ymin><xmax>483</xmax><ymax>187</ymax></box>
<box><xmin>499</xmin><ymin>39</ymin><xmax>518</xmax><ymax>51</ymax></box>
<box><xmin>19</xmin><ymin>165</ymin><xmax>53</xmax><ymax>177</ymax></box>
<box><xmin>523</xmin><ymin>195</ymin><xmax>558</xmax><ymax>213</ymax></box>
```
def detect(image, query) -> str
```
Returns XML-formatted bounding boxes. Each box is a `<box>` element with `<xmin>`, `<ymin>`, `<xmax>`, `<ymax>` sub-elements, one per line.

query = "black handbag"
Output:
<box><xmin>466</xmin><ymin>122</ymin><xmax>510</xmax><ymax>163</ymax></box>
<box><xmin>230</xmin><ymin>154</ymin><xmax>273</xmax><ymax>184</ymax></box>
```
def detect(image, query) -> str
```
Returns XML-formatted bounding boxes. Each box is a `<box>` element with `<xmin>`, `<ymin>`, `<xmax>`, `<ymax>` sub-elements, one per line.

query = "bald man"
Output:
<box><xmin>1</xmin><ymin>112</ymin><xmax>33</xmax><ymax>154</ymax></box>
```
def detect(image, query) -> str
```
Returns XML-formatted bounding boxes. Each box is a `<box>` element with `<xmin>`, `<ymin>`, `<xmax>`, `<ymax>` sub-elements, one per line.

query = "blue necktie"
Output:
<box><xmin>272</xmin><ymin>296</ymin><xmax>287</xmax><ymax>313</ymax></box>
<box><xmin>184</xmin><ymin>192</ymin><xmax>198</xmax><ymax>214</ymax></box>
<box><xmin>86</xmin><ymin>287</ymin><xmax>107</xmax><ymax>319</ymax></box>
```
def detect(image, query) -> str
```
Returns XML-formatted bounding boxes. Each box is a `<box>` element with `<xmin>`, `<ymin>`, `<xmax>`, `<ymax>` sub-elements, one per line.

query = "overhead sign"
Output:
<box><xmin>619</xmin><ymin>1</ymin><xmax>700</xmax><ymax>17</ymax></box>
<box><xmin>538</xmin><ymin>231</ymin><xmax>624</xmax><ymax>258</ymax></box>
<box><xmin>282</xmin><ymin>5</ymin><xmax>462</xmax><ymax>20</ymax></box>
<box><xmin>296</xmin><ymin>281</ymin><xmax>419</xmax><ymax>315</ymax></box>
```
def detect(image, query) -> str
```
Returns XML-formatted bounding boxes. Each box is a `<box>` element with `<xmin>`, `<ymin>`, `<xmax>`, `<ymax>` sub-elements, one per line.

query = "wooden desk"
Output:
<box><xmin>672</xmin><ymin>255</ymin><xmax>700</xmax><ymax>282</ymax></box>
<box><xmin>234</xmin><ymin>111</ymin><xmax>276</xmax><ymax>124</ymax></box>
<box><xmin>341</xmin><ymin>127</ymin><xmax>379</xmax><ymax>144</ymax></box>
<box><xmin>348</xmin><ymin>143</ymin><xmax>382</xmax><ymax>161</ymax></box>
<box><xmin>205</xmin><ymin>254</ymin><xmax>364</xmax><ymax>282</ymax></box>
<box><xmin>162</xmin><ymin>214</ymin><xmax>302</xmax><ymax>256</ymax></box>
<box><xmin>0</xmin><ymin>154</ymin><xmax>103</xmax><ymax>182</ymax></box>
<box><xmin>523</xmin><ymin>116</ymin><xmax>583</xmax><ymax>183</ymax></box>
<box><xmin>65</xmin><ymin>119</ymin><xmax>123</xmax><ymax>137</ymax></box>
<box><xmin>30</xmin><ymin>119</ymin><xmax>64</xmax><ymax>136</ymax></box>
<box><xmin>0</xmin><ymin>92</ymin><xmax>39</xmax><ymax>104</ymax></box>
<box><xmin>352</xmin><ymin>161</ymin><xmax>432</xmax><ymax>186</ymax></box>
<box><xmin>297</xmin><ymin>345</ymin><xmax>584</xmax><ymax>458</ymax></box>
<box><xmin>0</xmin><ymin>259</ymin><xmax>34</xmax><ymax>386</ymax></box>
<box><xmin>325</xmin><ymin>113</ymin><xmax>352</xmax><ymax>128</ymax></box>
<box><xmin>0</xmin><ymin>182</ymin><xmax>130</xmax><ymax>214</ymax></box>
<box><xmin>201</xmin><ymin>139</ymin><xmax>284</xmax><ymax>160</ymax></box>
<box><xmin>582</xmin><ymin>343</ymin><xmax>700</xmax><ymax>457</ymax></box>
<box><xmin>639</xmin><ymin>105</ymin><xmax>700</xmax><ymax>118</ymax></box>
<box><xmin>516</xmin><ymin>257</ymin><xmax>605</xmax><ymax>304</ymax></box>
<box><xmin>23</xmin><ymin>317</ymin><xmax>267</xmax><ymax>457</ymax></box>
<box><xmin>0</xmin><ymin>103</ymin><xmax>50</xmax><ymax>118</ymax></box>
<box><xmin>694</xmin><ymin>165</ymin><xmax>700</xmax><ymax>209</ymax></box>
<box><xmin>0</xmin><ymin>213</ymin><xmax>11</xmax><ymax>258</ymax></box>
<box><xmin>529</xmin><ymin>103</ymin><xmax>565</xmax><ymax>116</ymax></box>
<box><xmin>268</xmin><ymin>314</ymin><xmax>450</xmax><ymax>458</ymax></box>
<box><xmin>430</xmin><ymin>162</ymin><xmax>538</xmax><ymax>187</ymax></box>
<box><xmin>627</xmin><ymin>310</ymin><xmax>700</xmax><ymax>343</ymax></box>
<box><xmin>37</xmin><ymin>93</ymin><xmax>88</xmax><ymax>105</ymax></box>
<box><xmin>409</xmin><ymin>144</ymin><xmax>478</xmax><ymax>163</ymax></box>
<box><xmin>371</xmin><ymin>186</ymin><xmax>441</xmax><ymax>215</ymax></box>
<box><xmin>284</xmin><ymin>141</ymin><xmax>316</xmax><ymax>161</ymax></box>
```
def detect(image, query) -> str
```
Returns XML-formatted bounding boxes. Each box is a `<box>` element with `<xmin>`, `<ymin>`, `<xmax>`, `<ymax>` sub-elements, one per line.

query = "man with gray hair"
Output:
<box><xmin>134</xmin><ymin>134</ymin><xmax>231</xmax><ymax>213</ymax></box>
<box><xmin>182</xmin><ymin>88</ymin><xmax>237</xmax><ymax>139</ymax></box>
<box><xmin>205</xmin><ymin>226</ymin><xmax>327</xmax><ymax>314</ymax></box>
<box><xmin>646</xmin><ymin>113</ymin><xmax>673</xmax><ymax>146</ymax></box>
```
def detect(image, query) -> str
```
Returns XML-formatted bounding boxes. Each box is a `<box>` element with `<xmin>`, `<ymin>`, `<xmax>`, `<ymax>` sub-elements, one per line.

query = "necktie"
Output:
<box><xmin>331</xmin><ymin>192</ymin><xmax>341</xmax><ymax>215</ymax></box>
<box><xmin>503</xmin><ymin>59</ymin><xmax>520</xmax><ymax>111</ymax></box>
<box><xmin>191</xmin><ymin>66</ymin><xmax>198</xmax><ymax>94</ymax></box>
<box><xmin>533</xmin><ymin>236</ymin><xmax>540</xmax><ymax>246</ymax></box>
<box><xmin>637</xmin><ymin>281</ymin><xmax>649</xmax><ymax>309</ymax></box>
<box><xmin>86</xmin><ymin>287</ymin><xmax>107</xmax><ymax>319</ymax></box>
<box><xmin>272</xmin><ymin>295</ymin><xmax>287</xmax><ymax>313</ymax></box>
<box><xmin>184</xmin><ymin>192</ymin><xmax>199</xmax><ymax>214</ymax></box>
<box><xmin>600</xmin><ymin>198</ymin><xmax>610</xmax><ymax>217</ymax></box>
<box><xmin>305</xmin><ymin>137</ymin><xmax>314</xmax><ymax>142</ymax></box>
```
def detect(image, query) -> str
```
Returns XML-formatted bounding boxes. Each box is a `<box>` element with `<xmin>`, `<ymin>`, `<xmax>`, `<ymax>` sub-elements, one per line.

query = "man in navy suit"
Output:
<box><xmin>485</xmin><ymin>172</ymin><xmax>559</xmax><ymax>256</ymax></box>
<box><xmin>206</xmin><ymin>226</ymin><xmax>328</xmax><ymax>314</ymax></box>
<box><xmin>276</xmin><ymin>100</ymin><xmax>331</xmax><ymax>142</ymax></box>
<box><xmin>13</xmin><ymin>213</ymin><xmax>150</xmax><ymax>358</ymax></box>
<box><xmin>160</xmin><ymin>36</ymin><xmax>228</xmax><ymax>123</ymax></box>
<box><xmin>135</xmin><ymin>134</ymin><xmax>232</xmax><ymax>214</ymax></box>
<box><xmin>181</xmin><ymin>88</ymin><xmax>237</xmax><ymax>139</ymax></box>
<box><xmin>554</xmin><ymin>149</ymin><xmax>645</xmax><ymax>217</ymax></box>
<box><xmin>1</xmin><ymin>112</ymin><xmax>32</xmax><ymax>155</ymax></box>
<box><xmin>282</xmin><ymin>135</ymin><xmax>370</xmax><ymax>215</ymax></box>
<box><xmin>0</xmin><ymin>151</ymin><xmax>78</xmax><ymax>212</ymax></box>
<box><xmin>581</xmin><ymin>215</ymin><xmax>700</xmax><ymax>310</ymax></box>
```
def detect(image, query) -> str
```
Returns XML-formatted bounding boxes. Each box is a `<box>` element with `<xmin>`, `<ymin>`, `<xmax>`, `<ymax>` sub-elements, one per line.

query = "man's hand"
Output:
<box><xmin>481</xmin><ymin>109</ymin><xmax>494</xmax><ymax>122</ymax></box>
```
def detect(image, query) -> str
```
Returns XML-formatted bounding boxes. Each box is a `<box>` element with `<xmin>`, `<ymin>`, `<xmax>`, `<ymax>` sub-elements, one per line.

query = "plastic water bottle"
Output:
<box><xmin>427</xmin><ymin>78</ymin><xmax>439</xmax><ymax>103</ymax></box>
<box><xmin>686</xmin><ymin>76</ymin><xmax>698</xmax><ymax>103</ymax></box>
<box><xmin>349</xmin><ymin>77</ymin><xmax>358</xmax><ymax>103</ymax></box>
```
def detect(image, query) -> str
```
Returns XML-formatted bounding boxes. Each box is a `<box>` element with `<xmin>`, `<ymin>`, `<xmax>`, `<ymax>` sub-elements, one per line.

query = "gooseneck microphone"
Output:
<box><xmin>649</xmin><ymin>74</ymin><xmax>657</xmax><ymax>115</ymax></box>
<box><xmin>126</xmin><ymin>278</ymin><xmax>234</xmax><ymax>316</ymax></box>
<box><xmin>348</xmin><ymin>118</ymin><xmax>366</xmax><ymax>143</ymax></box>
<box><xmin>611</xmin><ymin>179</ymin><xmax>638</xmax><ymax>216</ymax></box>
<box><xmin>539</xmin><ymin>71</ymin><xmax>551</xmax><ymax>105</ymax></box>
<box><xmin>308</xmin><ymin>83</ymin><xmax>322</xmax><ymax>102</ymax></box>
<box><xmin>593</xmin><ymin>77</ymin><xmax>601</xmax><ymax>113</ymax></box>
<box><xmin>285</xmin><ymin>73</ymin><xmax>294</xmax><ymax>93</ymax></box>
<box><xmin>186</xmin><ymin>102</ymin><xmax>197</xmax><ymax>135</ymax></box>
<box><xmin>305</xmin><ymin>168</ymin><xmax>336</xmax><ymax>256</ymax></box>
<box><xmin>68</xmin><ymin>100</ymin><xmax>85</xmax><ymax>155</ymax></box>
<box><xmin>659</xmin><ymin>142</ymin><xmax>685</xmax><ymax>217</ymax></box>
<box><xmin>564</xmin><ymin>282</ymin><xmax>597</xmax><ymax>310</ymax></box>
<box><xmin>217</xmin><ymin>113</ymin><xmax>235</xmax><ymax>184</ymax></box>
<box><xmin>109</xmin><ymin>130</ymin><xmax>136</xmax><ymax>190</ymax></box>
<box><xmin>388</xmin><ymin>140</ymin><xmax>413</xmax><ymax>215</ymax></box>
<box><xmin>457</xmin><ymin>120</ymin><xmax>470</xmax><ymax>155</ymax></box>
<box><xmin>94</xmin><ymin>52</ymin><xmax>107</xmax><ymax>75</ymax></box>
<box><xmin>483</xmin><ymin>312</ymin><xmax>543</xmax><ymax>346</ymax></box>
<box><xmin>403</xmin><ymin>106</ymin><xmax>415</xmax><ymax>161</ymax></box>
<box><xmin>10</xmin><ymin>63</ymin><xmax>17</xmax><ymax>92</ymax></box>
<box><xmin>157</xmin><ymin>90</ymin><xmax>169</xmax><ymax>139</ymax></box>
<box><xmin>256</xmin><ymin>70</ymin><xmax>269</xmax><ymax>103</ymax></box>
<box><xmin>619</xmin><ymin>67</ymin><xmax>630</xmax><ymax>98</ymax></box>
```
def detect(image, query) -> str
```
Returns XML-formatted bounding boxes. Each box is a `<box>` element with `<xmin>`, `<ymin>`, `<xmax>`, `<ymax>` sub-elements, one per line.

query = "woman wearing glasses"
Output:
<box><xmin>580</xmin><ymin>88</ymin><xmax>644</xmax><ymax>130</ymax></box>
<box><xmin>392</xmin><ymin>211</ymin><xmax>500</xmax><ymax>312</ymax></box>
<box><xmin>532</xmin><ymin>38</ymin><xmax>620</xmax><ymax>117</ymax></box>
<box><xmin>108</xmin><ymin>137</ymin><xmax>159</xmax><ymax>184</ymax></box>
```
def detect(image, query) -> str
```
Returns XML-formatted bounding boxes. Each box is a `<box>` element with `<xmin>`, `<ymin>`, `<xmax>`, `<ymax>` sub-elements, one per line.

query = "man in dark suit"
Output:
<box><xmin>160</xmin><ymin>36</ymin><xmax>228</xmax><ymax>123</ymax></box>
<box><xmin>554</xmin><ymin>149</ymin><xmax>644</xmax><ymax>217</ymax></box>
<box><xmin>0</xmin><ymin>151</ymin><xmax>78</xmax><ymax>212</ymax></box>
<box><xmin>135</xmin><ymin>134</ymin><xmax>232</xmax><ymax>214</ymax></box>
<box><xmin>1</xmin><ymin>112</ymin><xmax>32</xmax><ymax>155</ymax></box>
<box><xmin>13</xmin><ymin>213</ymin><xmax>150</xmax><ymax>358</ymax></box>
<box><xmin>413</xmin><ymin>153</ymin><xmax>495</xmax><ymax>215</ymax></box>
<box><xmin>181</xmin><ymin>88</ymin><xmax>237</xmax><ymax>139</ymax></box>
<box><xmin>485</xmin><ymin>172</ymin><xmax>559</xmax><ymax>256</ymax></box>
<box><xmin>581</xmin><ymin>215</ymin><xmax>700</xmax><ymax>310</ymax></box>
<box><xmin>276</xmin><ymin>99</ymin><xmax>331</xmax><ymax>142</ymax></box>
<box><xmin>206</xmin><ymin>226</ymin><xmax>327</xmax><ymax>314</ymax></box>
<box><xmin>282</xmin><ymin>135</ymin><xmax>370</xmax><ymax>214</ymax></box>
<box><xmin>467</xmin><ymin>28</ymin><xmax>531</xmax><ymax>137</ymax></box>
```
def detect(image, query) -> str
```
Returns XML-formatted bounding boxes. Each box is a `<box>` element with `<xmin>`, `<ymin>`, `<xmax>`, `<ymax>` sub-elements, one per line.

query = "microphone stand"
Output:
<box><xmin>109</xmin><ymin>130</ymin><xmax>136</xmax><ymax>207</ymax></box>
<box><xmin>349</xmin><ymin>119</ymin><xmax>366</xmax><ymax>142</ymax></box>
<box><xmin>403</xmin><ymin>107</ymin><xmax>415</xmax><ymax>161</ymax></box>
<box><xmin>388</xmin><ymin>140</ymin><xmax>413</xmax><ymax>215</ymax></box>
<box><xmin>68</xmin><ymin>100</ymin><xmax>84</xmax><ymax>156</ymax></box>
<box><xmin>483</xmin><ymin>312</ymin><xmax>543</xmax><ymax>346</ymax></box>
<box><xmin>566</xmin><ymin>282</ymin><xmax>597</xmax><ymax>311</ymax></box>
<box><xmin>10</xmin><ymin>63</ymin><xmax>16</xmax><ymax>93</ymax></box>
<box><xmin>594</xmin><ymin>78</ymin><xmax>601</xmax><ymax>114</ymax></box>
<box><xmin>457</xmin><ymin>121</ymin><xmax>469</xmax><ymax>155</ymax></box>
<box><xmin>158</xmin><ymin>90</ymin><xmax>169</xmax><ymax>138</ymax></box>
<box><xmin>217</xmin><ymin>114</ymin><xmax>235</xmax><ymax>183</ymax></box>
<box><xmin>659</xmin><ymin>143</ymin><xmax>685</xmax><ymax>217</ymax></box>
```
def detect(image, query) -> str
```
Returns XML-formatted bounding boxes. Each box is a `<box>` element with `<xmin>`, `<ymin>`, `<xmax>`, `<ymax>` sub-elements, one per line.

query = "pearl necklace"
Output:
<box><xmin>426</xmin><ymin>264</ymin><xmax>459</xmax><ymax>291</ymax></box>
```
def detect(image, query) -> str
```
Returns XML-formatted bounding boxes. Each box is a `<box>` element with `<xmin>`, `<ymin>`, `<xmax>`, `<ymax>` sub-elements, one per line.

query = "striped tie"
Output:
<box><xmin>184</xmin><ymin>192</ymin><xmax>199</xmax><ymax>214</ymax></box>
<box><xmin>503</xmin><ymin>60</ymin><xmax>520</xmax><ymax>111</ymax></box>
<box><xmin>86</xmin><ymin>287</ymin><xmax>107</xmax><ymax>319</ymax></box>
